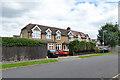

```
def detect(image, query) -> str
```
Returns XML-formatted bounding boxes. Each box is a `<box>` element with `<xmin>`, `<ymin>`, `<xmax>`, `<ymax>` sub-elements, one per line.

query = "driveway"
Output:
<box><xmin>2</xmin><ymin>53</ymin><xmax>118</xmax><ymax>78</ymax></box>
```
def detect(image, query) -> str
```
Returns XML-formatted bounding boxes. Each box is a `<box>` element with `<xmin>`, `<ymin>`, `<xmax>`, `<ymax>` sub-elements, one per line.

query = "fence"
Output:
<box><xmin>2</xmin><ymin>44</ymin><xmax>47</xmax><ymax>61</ymax></box>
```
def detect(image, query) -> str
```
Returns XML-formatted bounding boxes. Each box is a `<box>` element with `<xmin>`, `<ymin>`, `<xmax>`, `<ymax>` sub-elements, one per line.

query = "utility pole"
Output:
<box><xmin>103</xmin><ymin>30</ymin><xmax>106</xmax><ymax>53</ymax></box>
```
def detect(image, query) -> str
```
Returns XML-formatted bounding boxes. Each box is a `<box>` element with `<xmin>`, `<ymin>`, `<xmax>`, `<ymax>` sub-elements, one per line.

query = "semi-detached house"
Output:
<box><xmin>20</xmin><ymin>23</ymin><xmax>91</xmax><ymax>51</ymax></box>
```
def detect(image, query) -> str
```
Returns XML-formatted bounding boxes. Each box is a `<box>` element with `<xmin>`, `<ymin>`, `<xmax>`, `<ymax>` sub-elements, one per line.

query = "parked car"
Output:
<box><xmin>57</xmin><ymin>50</ymin><xmax>64</xmax><ymax>56</ymax></box>
<box><xmin>47</xmin><ymin>50</ymin><xmax>60</xmax><ymax>58</ymax></box>
<box><xmin>62</xmin><ymin>50</ymin><xmax>69</xmax><ymax>56</ymax></box>
<box><xmin>57</xmin><ymin>50</ymin><xmax>69</xmax><ymax>56</ymax></box>
<box><xmin>98</xmin><ymin>47</ymin><xmax>109</xmax><ymax>53</ymax></box>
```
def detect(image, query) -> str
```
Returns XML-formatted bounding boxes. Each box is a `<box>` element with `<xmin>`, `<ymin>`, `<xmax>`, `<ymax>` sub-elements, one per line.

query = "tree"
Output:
<box><xmin>97</xmin><ymin>23</ymin><xmax>120</xmax><ymax>47</ymax></box>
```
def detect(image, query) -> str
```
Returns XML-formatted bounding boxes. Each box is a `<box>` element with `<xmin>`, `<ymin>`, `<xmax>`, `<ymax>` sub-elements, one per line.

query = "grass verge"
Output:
<box><xmin>79</xmin><ymin>53</ymin><xmax>116</xmax><ymax>58</ymax></box>
<box><xmin>0</xmin><ymin>59</ymin><xmax>58</xmax><ymax>69</ymax></box>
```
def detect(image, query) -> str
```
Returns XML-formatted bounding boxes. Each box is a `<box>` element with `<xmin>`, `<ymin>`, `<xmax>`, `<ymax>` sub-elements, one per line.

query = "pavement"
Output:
<box><xmin>2</xmin><ymin>53</ymin><xmax>119</xmax><ymax>78</ymax></box>
<box><xmin>2</xmin><ymin>54</ymin><xmax>94</xmax><ymax>64</ymax></box>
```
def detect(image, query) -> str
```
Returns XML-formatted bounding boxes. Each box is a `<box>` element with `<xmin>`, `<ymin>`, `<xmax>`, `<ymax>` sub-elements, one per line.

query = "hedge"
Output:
<box><xmin>1</xmin><ymin>37</ymin><xmax>47</xmax><ymax>47</ymax></box>
<box><xmin>68</xmin><ymin>40</ymin><xmax>96</xmax><ymax>55</ymax></box>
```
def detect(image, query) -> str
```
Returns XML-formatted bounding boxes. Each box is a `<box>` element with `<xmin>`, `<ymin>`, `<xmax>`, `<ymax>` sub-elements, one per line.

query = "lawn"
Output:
<box><xmin>79</xmin><ymin>53</ymin><xmax>116</xmax><ymax>58</ymax></box>
<box><xmin>0</xmin><ymin>59</ymin><xmax>58</xmax><ymax>69</ymax></box>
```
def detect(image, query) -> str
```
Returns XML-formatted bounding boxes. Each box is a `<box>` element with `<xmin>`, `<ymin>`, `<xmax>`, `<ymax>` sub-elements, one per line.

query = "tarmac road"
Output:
<box><xmin>2</xmin><ymin>53</ymin><xmax>118</xmax><ymax>78</ymax></box>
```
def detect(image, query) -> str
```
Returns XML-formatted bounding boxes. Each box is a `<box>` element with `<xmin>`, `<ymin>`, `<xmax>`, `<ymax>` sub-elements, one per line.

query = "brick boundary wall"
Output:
<box><xmin>2</xmin><ymin>44</ymin><xmax>47</xmax><ymax>61</ymax></box>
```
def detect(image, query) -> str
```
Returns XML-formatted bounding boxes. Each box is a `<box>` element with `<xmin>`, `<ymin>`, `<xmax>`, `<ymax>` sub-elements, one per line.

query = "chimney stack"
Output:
<box><xmin>67</xmin><ymin>27</ymin><xmax>71</xmax><ymax>31</ymax></box>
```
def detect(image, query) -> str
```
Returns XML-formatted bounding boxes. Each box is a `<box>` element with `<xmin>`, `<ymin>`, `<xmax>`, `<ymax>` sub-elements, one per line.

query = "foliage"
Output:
<box><xmin>97</xmin><ymin>23</ymin><xmax>120</xmax><ymax>47</ymax></box>
<box><xmin>1</xmin><ymin>37</ymin><xmax>47</xmax><ymax>47</ymax></box>
<box><xmin>68</xmin><ymin>40</ymin><xmax>96</xmax><ymax>55</ymax></box>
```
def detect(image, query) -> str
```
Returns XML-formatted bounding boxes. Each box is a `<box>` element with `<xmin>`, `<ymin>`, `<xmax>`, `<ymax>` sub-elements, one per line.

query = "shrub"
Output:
<box><xmin>80</xmin><ymin>41</ymin><xmax>86</xmax><ymax>51</ymax></box>
<box><xmin>68</xmin><ymin>40</ymin><xmax>96</xmax><ymax>55</ymax></box>
<box><xmin>2</xmin><ymin>37</ymin><xmax>47</xmax><ymax>47</ymax></box>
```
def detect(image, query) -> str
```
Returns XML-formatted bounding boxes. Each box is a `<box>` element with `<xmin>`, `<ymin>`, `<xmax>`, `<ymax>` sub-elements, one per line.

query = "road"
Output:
<box><xmin>2</xmin><ymin>53</ymin><xmax>118</xmax><ymax>78</ymax></box>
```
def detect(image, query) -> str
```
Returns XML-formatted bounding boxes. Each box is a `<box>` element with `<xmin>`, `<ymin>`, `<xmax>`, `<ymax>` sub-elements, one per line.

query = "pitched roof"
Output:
<box><xmin>13</xmin><ymin>35</ymin><xmax>20</xmax><ymax>37</ymax></box>
<box><xmin>22</xmin><ymin>23</ymin><xmax>89</xmax><ymax>38</ymax></box>
<box><xmin>22</xmin><ymin>23</ymin><xmax>69</xmax><ymax>36</ymax></box>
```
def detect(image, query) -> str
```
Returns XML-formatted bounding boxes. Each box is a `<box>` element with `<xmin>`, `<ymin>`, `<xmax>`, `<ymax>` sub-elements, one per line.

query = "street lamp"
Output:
<box><xmin>103</xmin><ymin>30</ymin><xmax>107</xmax><ymax>53</ymax></box>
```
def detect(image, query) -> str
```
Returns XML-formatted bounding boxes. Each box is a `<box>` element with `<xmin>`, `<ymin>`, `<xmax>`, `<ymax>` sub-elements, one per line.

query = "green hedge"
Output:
<box><xmin>1</xmin><ymin>37</ymin><xmax>47</xmax><ymax>47</ymax></box>
<box><xmin>68</xmin><ymin>40</ymin><xmax>96</xmax><ymax>55</ymax></box>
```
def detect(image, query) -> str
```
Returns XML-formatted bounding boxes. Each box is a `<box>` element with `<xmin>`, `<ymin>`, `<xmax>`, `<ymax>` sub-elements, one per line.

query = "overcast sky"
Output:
<box><xmin>0</xmin><ymin>0</ymin><xmax>118</xmax><ymax>39</ymax></box>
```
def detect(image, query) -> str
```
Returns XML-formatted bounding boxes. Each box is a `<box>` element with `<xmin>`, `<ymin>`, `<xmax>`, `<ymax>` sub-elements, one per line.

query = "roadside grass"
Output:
<box><xmin>79</xmin><ymin>53</ymin><xmax>116</xmax><ymax>58</ymax></box>
<box><xmin>0</xmin><ymin>59</ymin><xmax>58</xmax><ymax>69</ymax></box>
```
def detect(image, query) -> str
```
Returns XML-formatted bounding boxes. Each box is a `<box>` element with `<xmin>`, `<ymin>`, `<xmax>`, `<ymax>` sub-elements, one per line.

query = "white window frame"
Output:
<box><xmin>68</xmin><ymin>31</ymin><xmax>74</xmax><ymax>41</ymax></box>
<box><xmin>56</xmin><ymin>30</ymin><xmax>61</xmax><ymax>40</ymax></box>
<box><xmin>49</xmin><ymin>43</ymin><xmax>54</xmax><ymax>50</ymax></box>
<box><xmin>46</xmin><ymin>28</ymin><xmax>52</xmax><ymax>39</ymax></box>
<box><xmin>69</xmin><ymin>35</ymin><xmax>73</xmax><ymax>41</ymax></box>
<box><xmin>32</xmin><ymin>25</ymin><xmax>41</xmax><ymax>39</ymax></box>
<box><xmin>32</xmin><ymin>30</ymin><xmax>41</xmax><ymax>39</ymax></box>
<box><xmin>56</xmin><ymin>33</ymin><xmax>61</xmax><ymax>40</ymax></box>
<box><xmin>56</xmin><ymin>44</ymin><xmax>61</xmax><ymax>50</ymax></box>
<box><xmin>46</xmin><ymin>32</ymin><xmax>51</xmax><ymax>39</ymax></box>
<box><xmin>78</xmin><ymin>35</ymin><xmax>81</xmax><ymax>41</ymax></box>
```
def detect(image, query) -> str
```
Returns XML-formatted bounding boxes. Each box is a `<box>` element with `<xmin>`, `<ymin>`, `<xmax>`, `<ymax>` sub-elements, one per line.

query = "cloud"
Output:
<box><xmin>2</xmin><ymin>2</ymin><xmax>40</xmax><ymax>18</ymax></box>
<box><xmin>0</xmin><ymin>0</ymin><xmax>118</xmax><ymax>39</ymax></box>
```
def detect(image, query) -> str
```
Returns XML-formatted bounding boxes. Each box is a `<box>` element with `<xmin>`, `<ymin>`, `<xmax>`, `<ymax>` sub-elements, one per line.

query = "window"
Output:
<box><xmin>86</xmin><ymin>37</ymin><xmax>89</xmax><ymax>42</ymax></box>
<box><xmin>56</xmin><ymin>33</ymin><xmax>61</xmax><ymax>40</ymax></box>
<box><xmin>69</xmin><ymin>35</ymin><xmax>73</xmax><ymax>41</ymax></box>
<box><xmin>46</xmin><ymin>32</ymin><xmax>51</xmax><ymax>39</ymax></box>
<box><xmin>49</xmin><ymin>43</ymin><xmax>54</xmax><ymax>50</ymax></box>
<box><xmin>32</xmin><ymin>30</ymin><xmax>41</xmax><ymax>39</ymax></box>
<box><xmin>56</xmin><ymin>44</ymin><xmax>61</xmax><ymax>50</ymax></box>
<box><xmin>78</xmin><ymin>35</ymin><xmax>81</xmax><ymax>41</ymax></box>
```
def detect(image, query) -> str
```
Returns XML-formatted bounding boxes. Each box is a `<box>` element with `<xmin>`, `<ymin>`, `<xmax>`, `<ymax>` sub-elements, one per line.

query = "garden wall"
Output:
<box><xmin>2</xmin><ymin>44</ymin><xmax>47</xmax><ymax>61</ymax></box>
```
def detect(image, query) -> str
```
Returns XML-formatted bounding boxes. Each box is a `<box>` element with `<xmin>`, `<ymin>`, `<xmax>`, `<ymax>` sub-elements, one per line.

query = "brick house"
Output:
<box><xmin>20</xmin><ymin>23</ymin><xmax>91</xmax><ymax>50</ymax></box>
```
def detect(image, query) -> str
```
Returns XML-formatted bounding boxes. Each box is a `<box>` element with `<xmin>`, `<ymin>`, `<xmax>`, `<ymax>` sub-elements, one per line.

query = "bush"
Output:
<box><xmin>94</xmin><ymin>47</ymin><xmax>99</xmax><ymax>53</ymax></box>
<box><xmin>68</xmin><ymin>40</ymin><xmax>96</xmax><ymax>55</ymax></box>
<box><xmin>1</xmin><ymin>37</ymin><xmax>47</xmax><ymax>47</ymax></box>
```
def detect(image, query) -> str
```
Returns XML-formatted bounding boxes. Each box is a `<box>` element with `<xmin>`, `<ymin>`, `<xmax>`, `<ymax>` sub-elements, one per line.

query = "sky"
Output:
<box><xmin>0</xmin><ymin>0</ymin><xmax>118</xmax><ymax>39</ymax></box>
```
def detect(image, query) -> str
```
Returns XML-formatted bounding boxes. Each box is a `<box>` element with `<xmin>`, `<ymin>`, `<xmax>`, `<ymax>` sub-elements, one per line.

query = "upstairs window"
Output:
<box><xmin>46</xmin><ymin>29</ymin><xmax>52</xmax><ymax>39</ymax></box>
<box><xmin>32</xmin><ymin>25</ymin><xmax>41</xmax><ymax>39</ymax></box>
<box><xmin>68</xmin><ymin>31</ymin><xmax>74</xmax><ymax>41</ymax></box>
<box><xmin>56</xmin><ymin>30</ymin><xmax>61</xmax><ymax>40</ymax></box>
<box><xmin>78</xmin><ymin>35</ymin><xmax>81</xmax><ymax>41</ymax></box>
<box><xmin>32</xmin><ymin>30</ymin><xmax>41</xmax><ymax>39</ymax></box>
<box><xmin>69</xmin><ymin>35</ymin><xmax>73</xmax><ymax>41</ymax></box>
<box><xmin>56</xmin><ymin>33</ymin><xmax>61</xmax><ymax>40</ymax></box>
<box><xmin>46</xmin><ymin>32</ymin><xmax>51</xmax><ymax>39</ymax></box>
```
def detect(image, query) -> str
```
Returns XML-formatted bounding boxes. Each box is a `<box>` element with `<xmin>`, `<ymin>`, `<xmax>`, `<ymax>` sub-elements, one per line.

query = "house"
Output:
<box><xmin>20</xmin><ymin>23</ymin><xmax>91</xmax><ymax>50</ymax></box>
<box><xmin>91</xmin><ymin>39</ymin><xmax>101</xmax><ymax>46</ymax></box>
